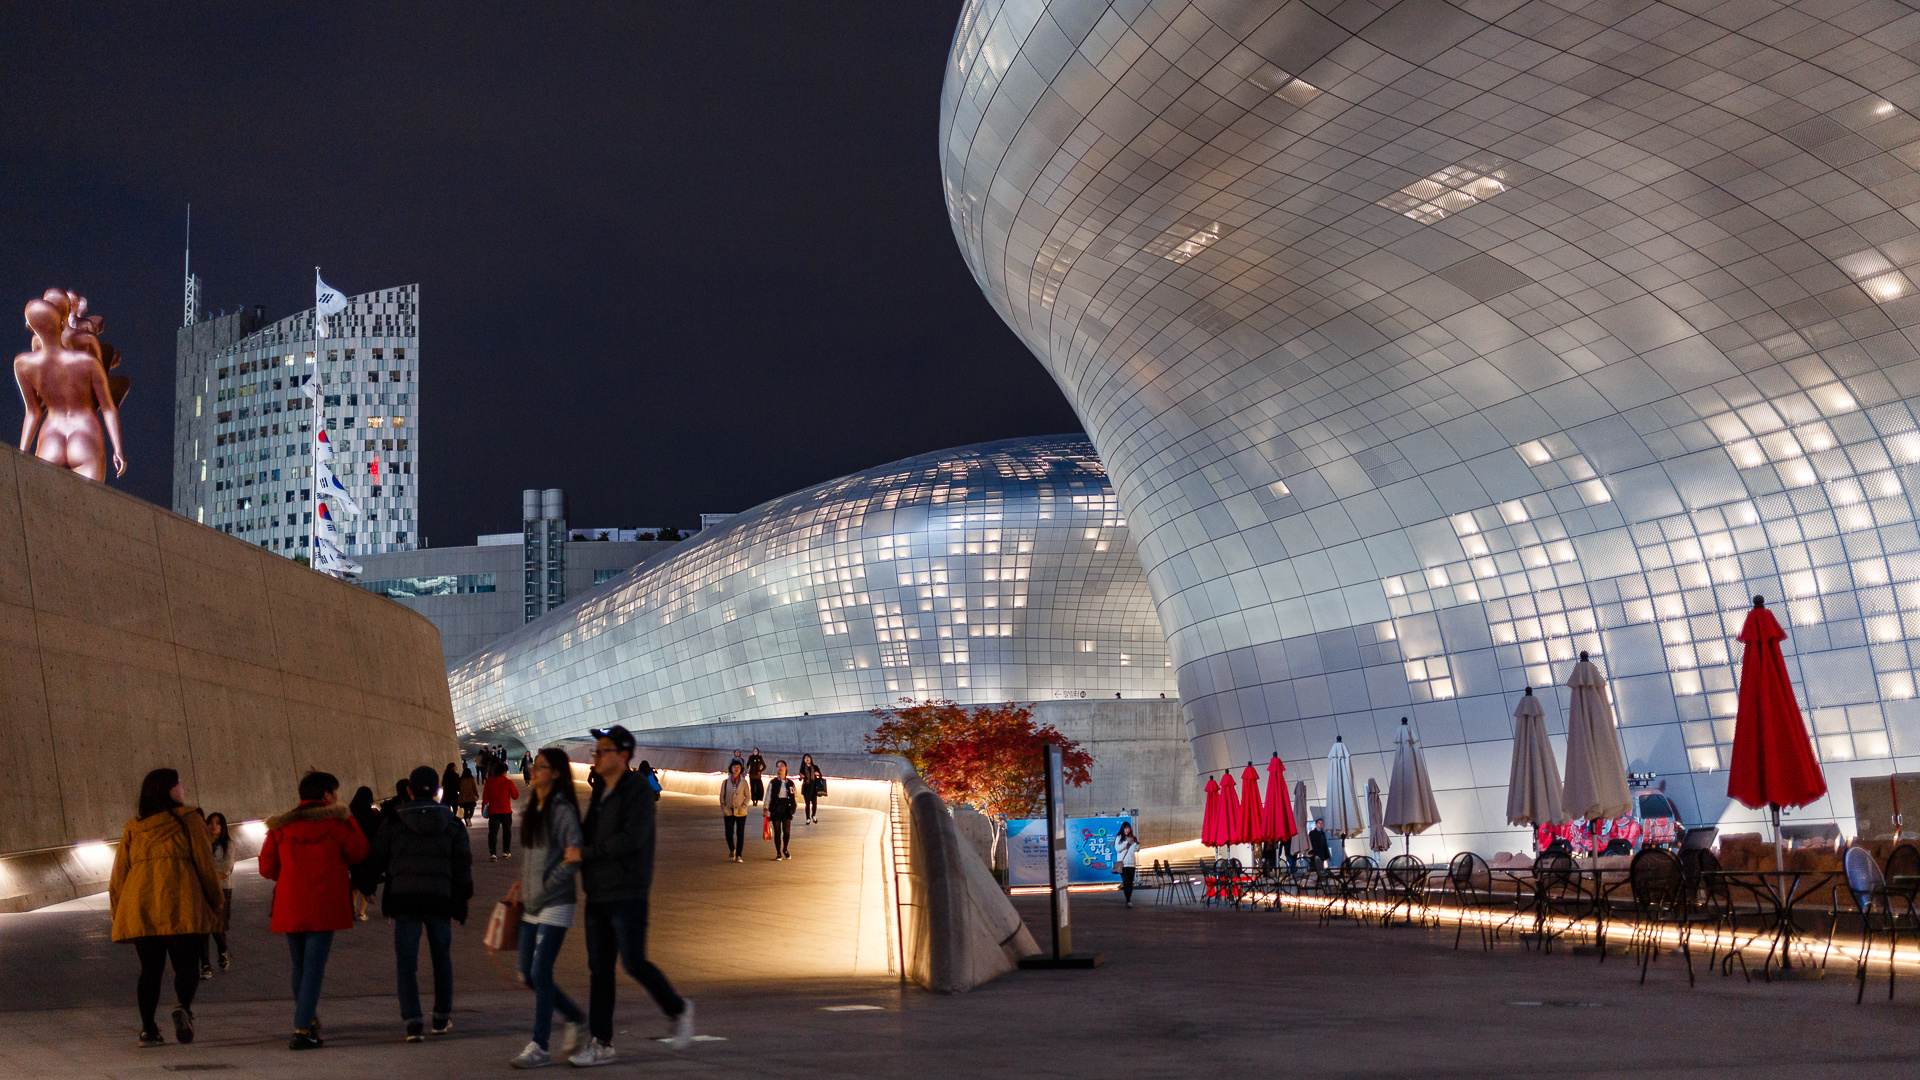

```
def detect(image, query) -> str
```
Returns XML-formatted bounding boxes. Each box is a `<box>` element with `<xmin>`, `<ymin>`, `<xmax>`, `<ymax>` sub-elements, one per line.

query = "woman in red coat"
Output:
<box><xmin>259</xmin><ymin>771</ymin><xmax>369</xmax><ymax>1050</ymax></box>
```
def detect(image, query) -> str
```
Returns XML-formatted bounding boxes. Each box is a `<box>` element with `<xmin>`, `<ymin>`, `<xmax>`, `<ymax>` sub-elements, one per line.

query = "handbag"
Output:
<box><xmin>483</xmin><ymin>898</ymin><xmax>523</xmax><ymax>952</ymax></box>
<box><xmin>815</xmin><ymin>775</ymin><xmax>828</xmax><ymax>797</ymax></box>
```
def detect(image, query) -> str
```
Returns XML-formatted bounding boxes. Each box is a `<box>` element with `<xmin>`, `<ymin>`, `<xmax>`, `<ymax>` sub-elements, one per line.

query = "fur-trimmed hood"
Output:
<box><xmin>266</xmin><ymin>800</ymin><xmax>351</xmax><ymax>830</ymax></box>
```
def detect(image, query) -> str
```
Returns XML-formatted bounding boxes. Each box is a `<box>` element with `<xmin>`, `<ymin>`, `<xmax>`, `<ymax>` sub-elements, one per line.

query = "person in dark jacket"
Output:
<box><xmin>745</xmin><ymin>748</ymin><xmax>766</xmax><ymax>804</ymax></box>
<box><xmin>1306</xmin><ymin>818</ymin><xmax>1332</xmax><ymax>874</ymax></box>
<box><xmin>567</xmin><ymin>725</ymin><xmax>692</xmax><ymax>1067</ymax></box>
<box><xmin>368</xmin><ymin>765</ymin><xmax>473</xmax><ymax>1042</ymax></box>
<box><xmin>347</xmin><ymin>787</ymin><xmax>383</xmax><ymax>922</ymax></box>
<box><xmin>439</xmin><ymin>763</ymin><xmax>461</xmax><ymax>810</ymax></box>
<box><xmin>763</xmin><ymin>761</ymin><xmax>797</xmax><ymax>860</ymax></box>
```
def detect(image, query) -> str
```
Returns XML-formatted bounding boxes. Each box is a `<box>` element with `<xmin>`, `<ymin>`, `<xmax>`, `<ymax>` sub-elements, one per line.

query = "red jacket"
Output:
<box><xmin>483</xmin><ymin>775</ymin><xmax>519</xmax><ymax>815</ymax></box>
<box><xmin>259</xmin><ymin>801</ymin><xmax>369</xmax><ymax>933</ymax></box>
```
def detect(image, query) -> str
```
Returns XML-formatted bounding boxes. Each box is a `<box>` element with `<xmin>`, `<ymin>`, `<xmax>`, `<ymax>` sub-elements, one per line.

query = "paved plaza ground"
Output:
<box><xmin>3</xmin><ymin>792</ymin><xmax>1918</xmax><ymax>1078</ymax></box>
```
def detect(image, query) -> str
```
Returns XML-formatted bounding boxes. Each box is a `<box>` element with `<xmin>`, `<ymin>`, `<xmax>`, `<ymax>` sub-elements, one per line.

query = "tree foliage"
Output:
<box><xmin>866</xmin><ymin>698</ymin><xmax>1092</xmax><ymax>820</ymax></box>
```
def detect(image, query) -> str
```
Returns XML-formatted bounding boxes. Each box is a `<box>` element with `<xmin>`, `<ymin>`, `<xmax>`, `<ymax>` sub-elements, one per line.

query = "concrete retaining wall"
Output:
<box><xmin>0</xmin><ymin>448</ymin><xmax>459</xmax><ymax>904</ymax></box>
<box><xmin>629</xmin><ymin>698</ymin><xmax>1202</xmax><ymax>847</ymax></box>
<box><xmin>564</xmin><ymin>743</ymin><xmax>1039</xmax><ymax>992</ymax></box>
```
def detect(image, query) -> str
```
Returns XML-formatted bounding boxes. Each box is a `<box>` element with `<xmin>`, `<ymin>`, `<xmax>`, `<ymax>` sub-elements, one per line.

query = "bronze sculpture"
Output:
<box><xmin>14</xmin><ymin>289</ymin><xmax>127</xmax><ymax>480</ymax></box>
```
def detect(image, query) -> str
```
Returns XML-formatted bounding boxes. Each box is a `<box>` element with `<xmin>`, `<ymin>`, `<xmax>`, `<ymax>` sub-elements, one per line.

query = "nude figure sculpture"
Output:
<box><xmin>15</xmin><ymin>289</ymin><xmax>127</xmax><ymax>480</ymax></box>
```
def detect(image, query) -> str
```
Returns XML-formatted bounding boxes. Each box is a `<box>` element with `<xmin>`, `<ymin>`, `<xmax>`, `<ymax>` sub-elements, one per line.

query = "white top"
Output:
<box><xmin>1115</xmin><ymin>835</ymin><xmax>1139</xmax><ymax>868</ymax></box>
<box><xmin>524</xmin><ymin>902</ymin><xmax>575</xmax><ymax>928</ymax></box>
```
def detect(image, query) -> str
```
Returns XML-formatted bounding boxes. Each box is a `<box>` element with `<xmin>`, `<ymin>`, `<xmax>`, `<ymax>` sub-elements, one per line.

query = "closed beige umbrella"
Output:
<box><xmin>1291</xmin><ymin>779</ymin><xmax>1311</xmax><ymax>859</ymax></box>
<box><xmin>1561</xmin><ymin>652</ymin><xmax>1632</xmax><ymax>821</ymax></box>
<box><xmin>1366</xmin><ymin>778</ymin><xmax>1392</xmax><ymax>853</ymax></box>
<box><xmin>1383</xmin><ymin>717</ymin><xmax>1440</xmax><ymax>839</ymax></box>
<box><xmin>1505</xmin><ymin>687</ymin><xmax>1566</xmax><ymax>828</ymax></box>
<box><xmin>1324</xmin><ymin>737</ymin><xmax>1364</xmax><ymax>839</ymax></box>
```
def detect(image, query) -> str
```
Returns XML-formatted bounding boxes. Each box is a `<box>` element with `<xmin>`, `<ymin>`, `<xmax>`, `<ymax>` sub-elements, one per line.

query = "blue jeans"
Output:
<box><xmin>392</xmin><ymin>916</ymin><xmax>453</xmax><ymax>1022</ymax></box>
<box><xmin>285</xmin><ymin>930</ymin><xmax>334</xmax><ymax>1032</ymax></box>
<box><xmin>584</xmin><ymin>898</ymin><xmax>683</xmax><ymax>1044</ymax></box>
<box><xmin>517</xmin><ymin>922</ymin><xmax>585</xmax><ymax>1049</ymax></box>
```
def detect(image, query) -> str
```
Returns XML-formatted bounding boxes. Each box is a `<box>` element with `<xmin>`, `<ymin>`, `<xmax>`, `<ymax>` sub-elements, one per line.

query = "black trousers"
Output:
<box><xmin>584</xmin><ymin>898</ymin><xmax>682</xmax><ymax>1044</ymax></box>
<box><xmin>770</xmin><ymin>817</ymin><xmax>791</xmax><ymax>856</ymax></box>
<box><xmin>804</xmin><ymin>792</ymin><xmax>819</xmax><ymax>821</ymax></box>
<box><xmin>134</xmin><ymin>934</ymin><xmax>205</xmax><ymax>1031</ymax></box>
<box><xmin>723</xmin><ymin>815</ymin><xmax>746</xmax><ymax>856</ymax></box>
<box><xmin>1120</xmin><ymin>867</ymin><xmax>1135</xmax><ymax>902</ymax></box>
<box><xmin>489</xmin><ymin>813</ymin><xmax>512</xmax><ymax>855</ymax></box>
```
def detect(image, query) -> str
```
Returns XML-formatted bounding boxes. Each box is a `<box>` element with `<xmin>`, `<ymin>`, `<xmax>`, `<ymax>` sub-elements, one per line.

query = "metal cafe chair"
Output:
<box><xmin>1320</xmin><ymin>855</ymin><xmax>1376</xmax><ymax>926</ymax></box>
<box><xmin>1528</xmin><ymin>852</ymin><xmax>1591</xmax><ymax>953</ymax></box>
<box><xmin>1832</xmin><ymin>846</ymin><xmax>1920</xmax><ymax>1003</ymax></box>
<box><xmin>1625</xmin><ymin>849</ymin><xmax>1694</xmax><ymax>986</ymax></box>
<box><xmin>1382</xmin><ymin>854</ymin><xmax>1431</xmax><ymax>928</ymax></box>
<box><xmin>1447</xmin><ymin>852</ymin><xmax>1501</xmax><ymax>951</ymax></box>
<box><xmin>1686</xmin><ymin>849</ymin><xmax>1750</xmax><ymax>982</ymax></box>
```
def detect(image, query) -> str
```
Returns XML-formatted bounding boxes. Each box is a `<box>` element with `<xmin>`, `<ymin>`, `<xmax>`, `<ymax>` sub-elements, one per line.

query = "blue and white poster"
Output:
<box><xmin>1007</xmin><ymin>816</ymin><xmax>1134</xmax><ymax>887</ymax></box>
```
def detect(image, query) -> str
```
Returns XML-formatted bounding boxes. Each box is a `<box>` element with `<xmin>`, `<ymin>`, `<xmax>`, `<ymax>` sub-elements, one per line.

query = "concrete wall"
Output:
<box><xmin>0</xmin><ymin>448</ymin><xmax>458</xmax><ymax>874</ymax></box>
<box><xmin>629</xmin><ymin>698</ymin><xmax>1204</xmax><ymax>847</ymax></box>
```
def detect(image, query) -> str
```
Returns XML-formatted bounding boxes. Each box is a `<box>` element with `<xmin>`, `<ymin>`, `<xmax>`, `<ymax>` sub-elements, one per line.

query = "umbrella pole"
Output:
<box><xmin>1772</xmin><ymin>803</ymin><xmax>1784</xmax><ymax>875</ymax></box>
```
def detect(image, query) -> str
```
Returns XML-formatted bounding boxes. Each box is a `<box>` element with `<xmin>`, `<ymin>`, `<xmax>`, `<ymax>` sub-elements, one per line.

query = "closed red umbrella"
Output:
<box><xmin>1238</xmin><ymin>764</ymin><xmax>1265</xmax><ymax>844</ymax></box>
<box><xmin>1218</xmin><ymin>770</ymin><xmax>1242</xmax><ymax>847</ymax></box>
<box><xmin>1264</xmin><ymin>755</ymin><xmax>1298</xmax><ymax>846</ymax></box>
<box><xmin>1201</xmin><ymin>776</ymin><xmax>1221</xmax><ymax>846</ymax></box>
<box><xmin>1728</xmin><ymin>595</ymin><xmax>1827</xmax><ymax>871</ymax></box>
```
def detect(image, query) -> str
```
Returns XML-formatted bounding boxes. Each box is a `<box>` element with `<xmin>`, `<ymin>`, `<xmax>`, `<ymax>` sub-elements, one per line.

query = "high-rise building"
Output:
<box><xmin>173</xmin><ymin>282</ymin><xmax>421</xmax><ymax>558</ymax></box>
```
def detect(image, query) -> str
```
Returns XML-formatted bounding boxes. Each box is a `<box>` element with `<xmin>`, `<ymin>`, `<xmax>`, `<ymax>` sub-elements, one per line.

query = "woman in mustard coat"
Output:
<box><xmin>110</xmin><ymin>768</ymin><xmax>225</xmax><ymax>1048</ymax></box>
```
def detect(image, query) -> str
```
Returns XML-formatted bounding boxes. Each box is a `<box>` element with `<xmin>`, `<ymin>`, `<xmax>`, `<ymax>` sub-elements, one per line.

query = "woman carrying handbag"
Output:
<box><xmin>799</xmin><ymin>754</ymin><xmax>824</xmax><ymax>826</ymax></box>
<box><xmin>500</xmin><ymin>747</ymin><xmax>587</xmax><ymax>1069</ymax></box>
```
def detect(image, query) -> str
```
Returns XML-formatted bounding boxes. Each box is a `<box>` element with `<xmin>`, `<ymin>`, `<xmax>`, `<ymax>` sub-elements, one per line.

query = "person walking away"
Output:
<box><xmin>260</xmin><ymin>770</ymin><xmax>369</xmax><ymax>1050</ymax></box>
<box><xmin>799</xmin><ymin>754</ymin><xmax>823</xmax><ymax>825</ymax></box>
<box><xmin>485</xmin><ymin>763</ymin><xmax>520</xmax><ymax>861</ymax></box>
<box><xmin>347</xmin><ymin>786</ymin><xmax>383</xmax><ymax>922</ymax></box>
<box><xmin>200</xmin><ymin>812</ymin><xmax>236</xmax><ymax>977</ymax></box>
<box><xmin>746</xmin><ymin>748</ymin><xmax>766</xmax><ymax>805</ymax></box>
<box><xmin>720</xmin><ymin>762</ymin><xmax>751</xmax><ymax>862</ymax></box>
<box><xmin>1114</xmin><ymin>821</ymin><xmax>1140</xmax><ymax>907</ymax></box>
<box><xmin>571</xmin><ymin>724</ymin><xmax>693</xmax><ymax>1066</ymax></box>
<box><xmin>380</xmin><ymin>779</ymin><xmax>411</xmax><ymax>822</ymax></box>
<box><xmin>459</xmin><ymin>767</ymin><xmax>479</xmax><ymax>824</ymax></box>
<box><xmin>521</xmin><ymin>752</ymin><xmax>534</xmax><ymax>786</ymax></box>
<box><xmin>638</xmin><ymin>760</ymin><xmax>664</xmax><ymax>795</ymax></box>
<box><xmin>764</xmin><ymin>762</ymin><xmax>798</xmax><ymax>860</ymax></box>
<box><xmin>1307</xmin><ymin>818</ymin><xmax>1331</xmax><ymax>874</ymax></box>
<box><xmin>506</xmin><ymin>747</ymin><xmax>589</xmax><ymax>1068</ymax></box>
<box><xmin>439</xmin><ymin>763</ymin><xmax>461</xmax><ymax>811</ymax></box>
<box><xmin>111</xmin><ymin>768</ymin><xmax>224</xmax><ymax>1048</ymax></box>
<box><xmin>369</xmin><ymin>765</ymin><xmax>473</xmax><ymax>1042</ymax></box>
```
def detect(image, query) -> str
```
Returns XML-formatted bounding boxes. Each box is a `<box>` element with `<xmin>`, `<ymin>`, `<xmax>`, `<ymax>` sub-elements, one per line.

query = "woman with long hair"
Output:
<box><xmin>799</xmin><ymin>754</ymin><xmax>823</xmax><ymax>826</ymax></box>
<box><xmin>764</xmin><ymin>761</ymin><xmax>798</xmax><ymax>860</ymax></box>
<box><xmin>439</xmin><ymin>762</ymin><xmax>461</xmax><ymax>809</ymax></box>
<box><xmin>1114</xmin><ymin>821</ymin><xmax>1140</xmax><ymax>908</ymax></box>
<box><xmin>199</xmin><ymin>812</ymin><xmax>235</xmax><ymax>978</ymax></box>
<box><xmin>505</xmin><ymin>747</ymin><xmax>587</xmax><ymax>1068</ymax></box>
<box><xmin>458</xmin><ymin>766</ymin><xmax>479</xmax><ymax>824</ymax></box>
<box><xmin>346</xmin><ymin>786</ymin><xmax>383</xmax><ymax>921</ymax></box>
<box><xmin>110</xmin><ymin>768</ymin><xmax>224</xmax><ymax>1047</ymax></box>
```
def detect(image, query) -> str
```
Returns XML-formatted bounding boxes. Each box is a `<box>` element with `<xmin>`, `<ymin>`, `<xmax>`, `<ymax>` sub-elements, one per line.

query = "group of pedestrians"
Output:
<box><xmin>719</xmin><ymin>750</ymin><xmax>824</xmax><ymax>861</ymax></box>
<box><xmin>106</xmin><ymin>726</ymin><xmax>692</xmax><ymax>1068</ymax></box>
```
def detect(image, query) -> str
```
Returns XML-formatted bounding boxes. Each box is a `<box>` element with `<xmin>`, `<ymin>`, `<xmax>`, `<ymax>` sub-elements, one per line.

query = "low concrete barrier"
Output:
<box><xmin>0</xmin><ymin>821</ymin><xmax>268</xmax><ymax>913</ymax></box>
<box><xmin>559</xmin><ymin>742</ymin><xmax>1039</xmax><ymax>992</ymax></box>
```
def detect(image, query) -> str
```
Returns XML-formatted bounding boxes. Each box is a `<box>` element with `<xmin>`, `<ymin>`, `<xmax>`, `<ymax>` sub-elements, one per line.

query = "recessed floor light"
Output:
<box><xmin>821</xmin><ymin>1004</ymin><xmax>886</xmax><ymax>1012</ymax></box>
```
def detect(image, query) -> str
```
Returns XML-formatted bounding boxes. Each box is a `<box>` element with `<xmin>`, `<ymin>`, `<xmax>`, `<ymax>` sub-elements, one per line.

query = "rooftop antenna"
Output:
<box><xmin>182</xmin><ymin>205</ymin><xmax>200</xmax><ymax>328</ymax></box>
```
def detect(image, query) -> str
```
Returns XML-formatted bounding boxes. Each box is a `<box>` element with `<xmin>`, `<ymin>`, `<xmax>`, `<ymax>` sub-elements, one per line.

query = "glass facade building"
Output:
<box><xmin>449</xmin><ymin>436</ymin><xmax>1176</xmax><ymax>749</ymax></box>
<box><xmin>943</xmin><ymin>0</ymin><xmax>1920</xmax><ymax>853</ymax></box>
<box><xmin>172</xmin><ymin>285</ymin><xmax>420</xmax><ymax>557</ymax></box>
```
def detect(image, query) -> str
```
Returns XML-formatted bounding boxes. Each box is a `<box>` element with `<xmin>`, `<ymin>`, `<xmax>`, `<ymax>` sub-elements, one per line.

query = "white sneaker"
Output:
<box><xmin>558</xmin><ymin>1022</ymin><xmax>586</xmax><ymax>1059</ymax></box>
<box><xmin>510</xmin><ymin>1042</ymin><xmax>551</xmax><ymax>1069</ymax></box>
<box><xmin>669</xmin><ymin>999</ymin><xmax>695</xmax><ymax>1051</ymax></box>
<box><xmin>569</xmin><ymin>1039</ymin><xmax>617</xmax><ymax>1068</ymax></box>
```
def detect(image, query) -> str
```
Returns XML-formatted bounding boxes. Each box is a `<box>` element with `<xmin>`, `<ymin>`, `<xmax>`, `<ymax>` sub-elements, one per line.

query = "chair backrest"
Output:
<box><xmin>1386</xmin><ymin>854</ymin><xmax>1424</xmax><ymax>889</ymax></box>
<box><xmin>1886</xmin><ymin>843</ymin><xmax>1920</xmax><ymax>892</ymax></box>
<box><xmin>1629</xmin><ymin>848</ymin><xmax>1684</xmax><ymax>906</ymax></box>
<box><xmin>1448</xmin><ymin>852</ymin><xmax>1476</xmax><ymax>889</ymax></box>
<box><xmin>1846</xmin><ymin>845</ymin><xmax>1884</xmax><ymax>911</ymax></box>
<box><xmin>1601</xmin><ymin>837</ymin><xmax>1633</xmax><ymax>857</ymax></box>
<box><xmin>1534</xmin><ymin>851</ymin><xmax>1575</xmax><ymax>888</ymax></box>
<box><xmin>1340</xmin><ymin>855</ymin><xmax>1375</xmax><ymax>878</ymax></box>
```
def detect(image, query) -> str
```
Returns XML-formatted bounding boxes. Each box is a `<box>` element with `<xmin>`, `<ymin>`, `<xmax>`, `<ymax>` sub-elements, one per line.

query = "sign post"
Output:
<box><xmin>1018</xmin><ymin>743</ymin><xmax>1103</xmax><ymax>970</ymax></box>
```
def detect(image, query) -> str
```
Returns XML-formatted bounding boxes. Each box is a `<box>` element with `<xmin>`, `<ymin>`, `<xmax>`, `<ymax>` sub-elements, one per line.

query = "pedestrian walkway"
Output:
<box><xmin>6</xmin><ymin>799</ymin><xmax>1920</xmax><ymax>1078</ymax></box>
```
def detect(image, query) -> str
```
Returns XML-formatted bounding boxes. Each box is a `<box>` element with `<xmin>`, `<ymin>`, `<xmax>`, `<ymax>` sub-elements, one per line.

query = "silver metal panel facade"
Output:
<box><xmin>449</xmin><ymin>436</ymin><xmax>1176</xmax><ymax>749</ymax></box>
<box><xmin>942</xmin><ymin>0</ymin><xmax>1920</xmax><ymax>854</ymax></box>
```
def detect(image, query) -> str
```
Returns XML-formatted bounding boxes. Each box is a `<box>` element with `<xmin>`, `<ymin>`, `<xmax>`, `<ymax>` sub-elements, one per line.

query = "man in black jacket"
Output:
<box><xmin>369</xmin><ymin>764</ymin><xmax>473</xmax><ymax>1042</ymax></box>
<box><xmin>567</xmin><ymin>725</ymin><xmax>692</xmax><ymax>1068</ymax></box>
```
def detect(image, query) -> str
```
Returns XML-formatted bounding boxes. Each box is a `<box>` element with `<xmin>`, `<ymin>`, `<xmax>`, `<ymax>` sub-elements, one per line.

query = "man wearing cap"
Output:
<box><xmin>367</xmin><ymin>765</ymin><xmax>473</xmax><ymax>1042</ymax></box>
<box><xmin>569</xmin><ymin>725</ymin><xmax>693</xmax><ymax>1067</ymax></box>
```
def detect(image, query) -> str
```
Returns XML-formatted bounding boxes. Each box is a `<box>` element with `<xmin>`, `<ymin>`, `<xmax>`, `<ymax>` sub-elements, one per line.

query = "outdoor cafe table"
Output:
<box><xmin>1488</xmin><ymin>864</ymin><xmax>1635</xmax><ymax>952</ymax></box>
<box><xmin>1703</xmin><ymin>868</ymin><xmax>1843</xmax><ymax>981</ymax></box>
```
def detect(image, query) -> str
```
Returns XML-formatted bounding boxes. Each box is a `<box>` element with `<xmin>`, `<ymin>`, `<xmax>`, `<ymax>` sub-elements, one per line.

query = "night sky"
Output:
<box><xmin>2</xmin><ymin>3</ymin><xmax>1080</xmax><ymax>546</ymax></box>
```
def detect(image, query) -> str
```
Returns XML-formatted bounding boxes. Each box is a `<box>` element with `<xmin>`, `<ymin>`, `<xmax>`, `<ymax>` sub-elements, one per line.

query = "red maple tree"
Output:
<box><xmin>867</xmin><ymin>699</ymin><xmax>1092</xmax><ymax>864</ymax></box>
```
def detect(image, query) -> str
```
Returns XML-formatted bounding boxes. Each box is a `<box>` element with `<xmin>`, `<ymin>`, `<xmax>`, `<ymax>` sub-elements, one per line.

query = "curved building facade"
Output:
<box><xmin>944</xmin><ymin>0</ymin><xmax>1920</xmax><ymax>851</ymax></box>
<box><xmin>449</xmin><ymin>436</ymin><xmax>1175</xmax><ymax>749</ymax></box>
